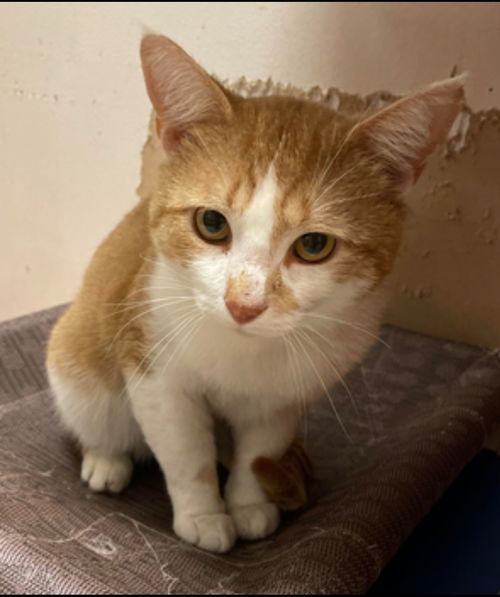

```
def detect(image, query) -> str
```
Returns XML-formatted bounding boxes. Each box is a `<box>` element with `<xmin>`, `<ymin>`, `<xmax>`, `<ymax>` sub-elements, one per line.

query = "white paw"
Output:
<box><xmin>174</xmin><ymin>512</ymin><xmax>236</xmax><ymax>553</ymax></box>
<box><xmin>230</xmin><ymin>502</ymin><xmax>280</xmax><ymax>540</ymax></box>
<box><xmin>81</xmin><ymin>451</ymin><xmax>133</xmax><ymax>493</ymax></box>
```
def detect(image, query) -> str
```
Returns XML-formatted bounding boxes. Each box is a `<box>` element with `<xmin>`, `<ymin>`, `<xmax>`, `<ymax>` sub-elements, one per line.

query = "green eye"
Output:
<box><xmin>293</xmin><ymin>233</ymin><xmax>336</xmax><ymax>263</ymax></box>
<box><xmin>195</xmin><ymin>208</ymin><xmax>230</xmax><ymax>243</ymax></box>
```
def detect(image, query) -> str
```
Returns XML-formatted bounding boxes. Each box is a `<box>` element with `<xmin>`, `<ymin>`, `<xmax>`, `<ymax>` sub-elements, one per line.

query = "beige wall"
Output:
<box><xmin>1</xmin><ymin>2</ymin><xmax>499</xmax><ymax>346</ymax></box>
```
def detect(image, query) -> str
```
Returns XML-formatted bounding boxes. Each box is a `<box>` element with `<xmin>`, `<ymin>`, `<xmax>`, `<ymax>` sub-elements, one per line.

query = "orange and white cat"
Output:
<box><xmin>46</xmin><ymin>34</ymin><xmax>464</xmax><ymax>552</ymax></box>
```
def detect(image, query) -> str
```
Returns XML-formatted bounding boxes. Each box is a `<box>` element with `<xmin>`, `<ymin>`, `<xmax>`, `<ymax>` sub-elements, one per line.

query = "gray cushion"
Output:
<box><xmin>1</xmin><ymin>306</ymin><xmax>499</xmax><ymax>594</ymax></box>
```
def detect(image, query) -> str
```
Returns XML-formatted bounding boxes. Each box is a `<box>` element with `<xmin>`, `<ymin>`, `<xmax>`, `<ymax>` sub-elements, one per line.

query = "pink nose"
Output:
<box><xmin>225</xmin><ymin>299</ymin><xmax>268</xmax><ymax>325</ymax></box>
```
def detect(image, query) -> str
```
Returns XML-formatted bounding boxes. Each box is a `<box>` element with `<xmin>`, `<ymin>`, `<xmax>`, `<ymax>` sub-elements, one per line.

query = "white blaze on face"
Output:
<box><xmin>240</xmin><ymin>164</ymin><xmax>279</xmax><ymax>251</ymax></box>
<box><xmin>228</xmin><ymin>164</ymin><xmax>279</xmax><ymax>305</ymax></box>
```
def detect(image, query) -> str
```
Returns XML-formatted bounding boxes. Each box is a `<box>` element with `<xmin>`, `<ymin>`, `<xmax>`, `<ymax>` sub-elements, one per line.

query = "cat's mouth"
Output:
<box><xmin>224</xmin><ymin>315</ymin><xmax>297</xmax><ymax>339</ymax></box>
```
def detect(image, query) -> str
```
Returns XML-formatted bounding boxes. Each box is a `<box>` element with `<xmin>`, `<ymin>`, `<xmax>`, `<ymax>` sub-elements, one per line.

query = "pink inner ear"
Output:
<box><xmin>162</xmin><ymin>128</ymin><xmax>185</xmax><ymax>152</ymax></box>
<box><xmin>155</xmin><ymin>117</ymin><xmax>162</xmax><ymax>138</ymax></box>
<box><xmin>154</xmin><ymin>116</ymin><xmax>180</xmax><ymax>152</ymax></box>
<box><xmin>352</xmin><ymin>77</ymin><xmax>464</xmax><ymax>190</ymax></box>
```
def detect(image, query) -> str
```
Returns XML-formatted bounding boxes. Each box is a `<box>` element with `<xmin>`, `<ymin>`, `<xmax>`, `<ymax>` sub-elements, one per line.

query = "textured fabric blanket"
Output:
<box><xmin>1</xmin><ymin>306</ymin><xmax>499</xmax><ymax>594</ymax></box>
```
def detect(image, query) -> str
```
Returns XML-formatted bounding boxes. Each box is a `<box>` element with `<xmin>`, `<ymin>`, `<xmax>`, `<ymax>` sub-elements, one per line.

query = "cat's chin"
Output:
<box><xmin>209</xmin><ymin>314</ymin><xmax>286</xmax><ymax>339</ymax></box>
<box><xmin>233</xmin><ymin>326</ymin><xmax>255</xmax><ymax>337</ymax></box>
<box><xmin>226</xmin><ymin>322</ymin><xmax>294</xmax><ymax>340</ymax></box>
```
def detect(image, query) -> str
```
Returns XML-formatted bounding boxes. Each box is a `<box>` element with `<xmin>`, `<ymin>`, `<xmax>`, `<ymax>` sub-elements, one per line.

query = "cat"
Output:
<box><xmin>46</xmin><ymin>33</ymin><xmax>465</xmax><ymax>553</ymax></box>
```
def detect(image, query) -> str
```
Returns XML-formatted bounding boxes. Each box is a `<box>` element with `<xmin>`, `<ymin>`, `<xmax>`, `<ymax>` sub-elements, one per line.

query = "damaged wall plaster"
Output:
<box><xmin>388</xmin><ymin>109</ymin><xmax>500</xmax><ymax>349</ymax></box>
<box><xmin>139</xmin><ymin>79</ymin><xmax>500</xmax><ymax>349</ymax></box>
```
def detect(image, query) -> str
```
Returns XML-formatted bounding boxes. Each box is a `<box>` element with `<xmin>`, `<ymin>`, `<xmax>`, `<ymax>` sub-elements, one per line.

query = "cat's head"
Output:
<box><xmin>140</xmin><ymin>34</ymin><xmax>464</xmax><ymax>338</ymax></box>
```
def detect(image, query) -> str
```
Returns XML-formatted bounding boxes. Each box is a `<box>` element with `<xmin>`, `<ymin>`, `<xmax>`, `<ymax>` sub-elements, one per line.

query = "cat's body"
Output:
<box><xmin>46</xmin><ymin>34</ymin><xmax>464</xmax><ymax>552</ymax></box>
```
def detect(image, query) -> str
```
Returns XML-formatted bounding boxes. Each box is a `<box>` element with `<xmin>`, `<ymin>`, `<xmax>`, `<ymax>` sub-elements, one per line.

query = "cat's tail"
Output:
<box><xmin>252</xmin><ymin>439</ymin><xmax>313</xmax><ymax>512</ymax></box>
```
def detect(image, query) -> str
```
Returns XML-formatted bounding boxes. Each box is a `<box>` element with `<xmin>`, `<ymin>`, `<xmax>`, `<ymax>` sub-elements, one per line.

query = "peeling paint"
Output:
<box><xmin>447</xmin><ymin>110</ymin><xmax>471</xmax><ymax>152</ymax></box>
<box><xmin>227</xmin><ymin>77</ymin><xmax>481</xmax><ymax>158</ymax></box>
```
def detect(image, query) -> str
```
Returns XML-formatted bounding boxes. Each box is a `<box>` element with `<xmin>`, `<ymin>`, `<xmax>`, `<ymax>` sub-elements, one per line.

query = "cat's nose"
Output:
<box><xmin>224</xmin><ymin>299</ymin><xmax>268</xmax><ymax>325</ymax></box>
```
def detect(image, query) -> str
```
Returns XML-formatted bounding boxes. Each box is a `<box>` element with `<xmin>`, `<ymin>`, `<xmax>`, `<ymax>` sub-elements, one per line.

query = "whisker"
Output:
<box><xmin>103</xmin><ymin>297</ymin><xmax>195</xmax><ymax>321</ymax></box>
<box><xmin>109</xmin><ymin>301</ymin><xmax>186</xmax><ymax>348</ymax></box>
<box><xmin>158</xmin><ymin>313</ymin><xmax>205</xmax><ymax>379</ymax></box>
<box><xmin>303</xmin><ymin>312</ymin><xmax>391</xmax><ymax>349</ymax></box>
<box><xmin>314</xmin><ymin>162</ymin><xmax>362</xmax><ymax>205</ymax></box>
<box><xmin>289</xmin><ymin>333</ymin><xmax>309</xmax><ymax>420</ymax></box>
<box><xmin>138</xmin><ymin>254</ymin><xmax>196</xmax><ymax>278</ymax></box>
<box><xmin>105</xmin><ymin>296</ymin><xmax>194</xmax><ymax>312</ymax></box>
<box><xmin>291</xmin><ymin>330</ymin><xmax>353</xmax><ymax>443</ymax></box>
<box><xmin>311</xmin><ymin>141</ymin><xmax>339</xmax><ymax>196</ymax></box>
<box><xmin>282</xmin><ymin>337</ymin><xmax>302</xmax><ymax>420</ymax></box>
<box><xmin>130</xmin><ymin>275</ymin><xmax>192</xmax><ymax>285</ymax></box>
<box><xmin>299</xmin><ymin>324</ymin><xmax>359</xmax><ymax>416</ymax></box>
<box><xmin>113</xmin><ymin>304</ymin><xmax>199</xmax><ymax>403</ymax></box>
<box><xmin>126</xmin><ymin>309</ymin><xmax>202</xmax><ymax>396</ymax></box>
<box><xmin>105</xmin><ymin>295</ymin><xmax>194</xmax><ymax>308</ymax></box>
<box><xmin>134</xmin><ymin>270</ymin><xmax>192</xmax><ymax>284</ymax></box>
<box><xmin>122</xmin><ymin>285</ymin><xmax>193</xmax><ymax>305</ymax></box>
<box><xmin>284</xmin><ymin>334</ymin><xmax>309</xmax><ymax>443</ymax></box>
<box><xmin>310</xmin><ymin>124</ymin><xmax>359</xmax><ymax>200</ymax></box>
<box><xmin>310</xmin><ymin>189</ymin><xmax>385</xmax><ymax>219</ymax></box>
<box><xmin>135</xmin><ymin>274</ymin><xmax>193</xmax><ymax>288</ymax></box>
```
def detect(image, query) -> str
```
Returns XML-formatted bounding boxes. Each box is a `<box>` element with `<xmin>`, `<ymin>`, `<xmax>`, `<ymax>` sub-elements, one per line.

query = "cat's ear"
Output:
<box><xmin>351</xmin><ymin>75</ymin><xmax>466</xmax><ymax>191</ymax></box>
<box><xmin>140</xmin><ymin>34</ymin><xmax>233</xmax><ymax>152</ymax></box>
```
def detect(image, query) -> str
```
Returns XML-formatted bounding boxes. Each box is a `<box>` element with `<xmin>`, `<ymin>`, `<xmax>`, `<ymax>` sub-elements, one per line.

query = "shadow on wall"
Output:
<box><xmin>272</xmin><ymin>2</ymin><xmax>499</xmax><ymax>109</ymax></box>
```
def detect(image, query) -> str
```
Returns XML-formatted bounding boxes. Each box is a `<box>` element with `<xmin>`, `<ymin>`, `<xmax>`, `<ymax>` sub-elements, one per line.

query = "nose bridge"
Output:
<box><xmin>224</xmin><ymin>263</ymin><xmax>270</xmax><ymax>325</ymax></box>
<box><xmin>225</xmin><ymin>263</ymin><xmax>266</xmax><ymax>305</ymax></box>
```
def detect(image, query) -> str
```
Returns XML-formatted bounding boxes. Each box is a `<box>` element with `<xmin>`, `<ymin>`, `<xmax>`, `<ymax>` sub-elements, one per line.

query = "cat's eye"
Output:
<box><xmin>194</xmin><ymin>208</ymin><xmax>231</xmax><ymax>243</ymax></box>
<box><xmin>293</xmin><ymin>233</ymin><xmax>336</xmax><ymax>263</ymax></box>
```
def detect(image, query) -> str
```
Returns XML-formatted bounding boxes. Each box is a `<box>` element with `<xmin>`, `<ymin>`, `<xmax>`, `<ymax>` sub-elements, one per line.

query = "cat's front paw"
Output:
<box><xmin>81</xmin><ymin>450</ymin><xmax>133</xmax><ymax>493</ymax></box>
<box><xmin>230</xmin><ymin>502</ymin><xmax>280</xmax><ymax>540</ymax></box>
<box><xmin>174</xmin><ymin>512</ymin><xmax>236</xmax><ymax>553</ymax></box>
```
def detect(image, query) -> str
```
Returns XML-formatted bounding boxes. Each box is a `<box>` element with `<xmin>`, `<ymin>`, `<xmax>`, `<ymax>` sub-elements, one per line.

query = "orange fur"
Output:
<box><xmin>46</xmin><ymin>35</ymin><xmax>465</xmax><ymax>541</ymax></box>
<box><xmin>252</xmin><ymin>439</ymin><xmax>313</xmax><ymax>511</ymax></box>
<box><xmin>225</xmin><ymin>272</ymin><xmax>251</xmax><ymax>304</ymax></box>
<box><xmin>47</xmin><ymin>68</ymin><xmax>458</xmax><ymax>481</ymax></box>
<box><xmin>266</xmin><ymin>269</ymin><xmax>300</xmax><ymax>314</ymax></box>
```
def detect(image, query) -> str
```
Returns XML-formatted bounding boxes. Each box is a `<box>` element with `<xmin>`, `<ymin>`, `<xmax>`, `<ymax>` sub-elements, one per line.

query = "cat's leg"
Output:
<box><xmin>48</xmin><ymin>367</ymin><xmax>146</xmax><ymax>493</ymax></box>
<box><xmin>128</xmin><ymin>372</ymin><xmax>236</xmax><ymax>553</ymax></box>
<box><xmin>225</xmin><ymin>406</ymin><xmax>299</xmax><ymax>540</ymax></box>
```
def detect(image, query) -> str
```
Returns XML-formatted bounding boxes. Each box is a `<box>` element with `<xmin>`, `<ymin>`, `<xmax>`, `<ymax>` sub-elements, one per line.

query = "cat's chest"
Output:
<box><xmin>145</xmin><ymin>310</ymin><xmax>364</xmax><ymax>420</ymax></box>
<box><xmin>192</xmin><ymin>340</ymin><xmax>304</xmax><ymax>421</ymax></box>
<box><xmin>186</xmin><ymin>327</ymin><xmax>296</xmax><ymax>396</ymax></box>
<box><xmin>163</xmin><ymin>322</ymin><xmax>315</xmax><ymax>411</ymax></box>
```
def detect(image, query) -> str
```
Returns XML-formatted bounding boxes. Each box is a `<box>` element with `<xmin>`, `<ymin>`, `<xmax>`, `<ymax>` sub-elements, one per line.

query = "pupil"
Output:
<box><xmin>203</xmin><ymin>210</ymin><xmax>225</xmax><ymax>233</ymax></box>
<box><xmin>302</xmin><ymin>233</ymin><xmax>327</xmax><ymax>254</ymax></box>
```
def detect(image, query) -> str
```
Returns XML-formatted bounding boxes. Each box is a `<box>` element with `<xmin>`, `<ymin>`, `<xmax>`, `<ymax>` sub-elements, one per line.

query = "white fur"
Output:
<box><xmin>49</xmin><ymin>50</ymin><xmax>464</xmax><ymax>551</ymax></box>
<box><xmin>233</xmin><ymin>163</ymin><xmax>278</xmax><ymax>255</ymax></box>
<box><xmin>213</xmin><ymin>163</ymin><xmax>279</xmax><ymax>310</ymax></box>
<box><xmin>81</xmin><ymin>450</ymin><xmax>133</xmax><ymax>494</ymax></box>
<box><xmin>48</xmin><ymin>368</ymin><xmax>147</xmax><ymax>459</ymax></box>
<box><xmin>48</xmin><ymin>166</ymin><xmax>388</xmax><ymax>552</ymax></box>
